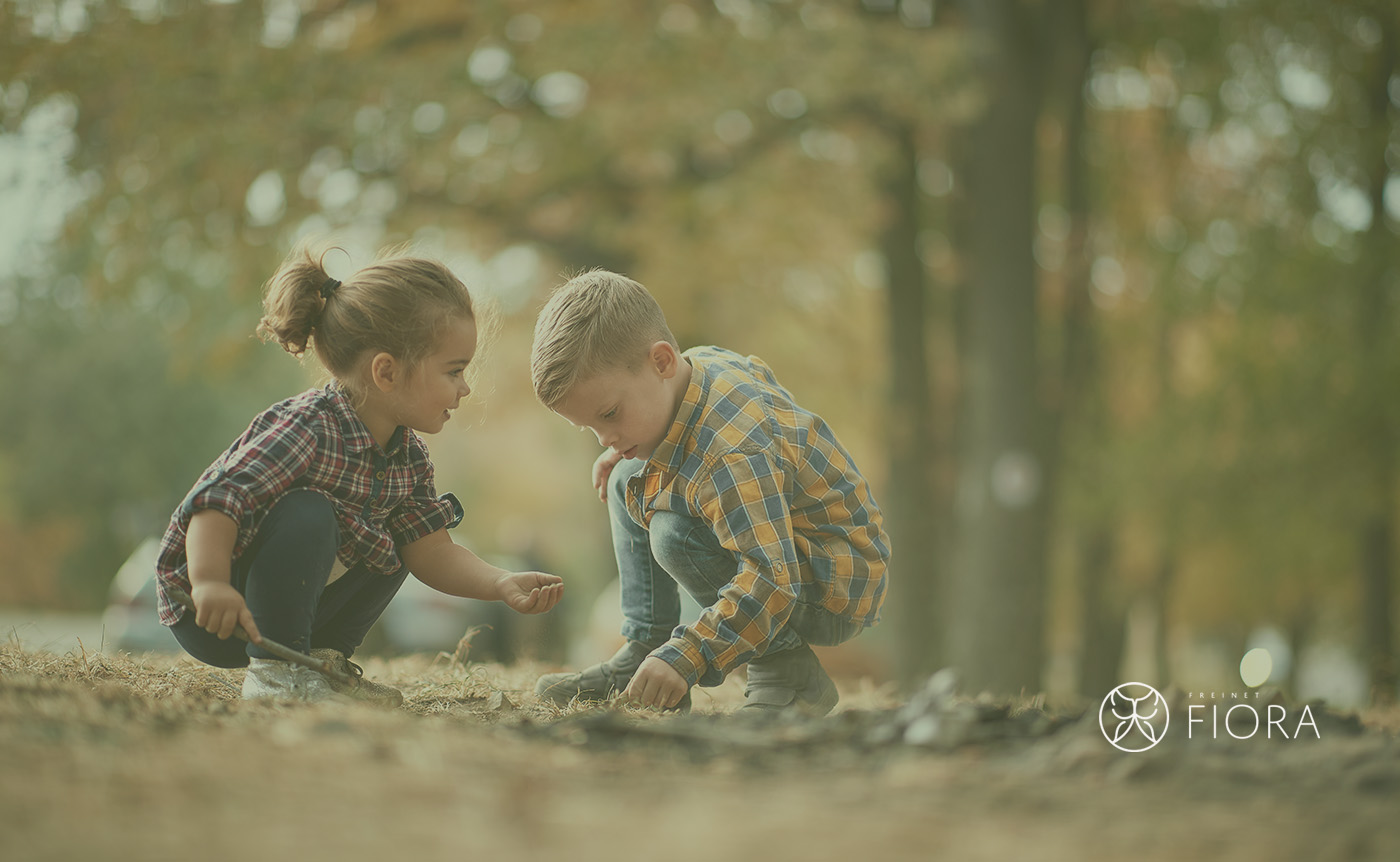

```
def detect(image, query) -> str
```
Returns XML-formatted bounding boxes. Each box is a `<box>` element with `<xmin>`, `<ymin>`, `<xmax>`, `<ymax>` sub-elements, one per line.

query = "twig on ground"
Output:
<box><xmin>166</xmin><ymin>585</ymin><xmax>356</xmax><ymax>686</ymax></box>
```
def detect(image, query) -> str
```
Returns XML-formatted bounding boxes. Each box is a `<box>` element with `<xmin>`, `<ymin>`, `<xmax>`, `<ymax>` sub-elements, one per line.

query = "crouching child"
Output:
<box><xmin>155</xmin><ymin>245</ymin><xmax>564</xmax><ymax>705</ymax></box>
<box><xmin>530</xmin><ymin>271</ymin><xmax>889</xmax><ymax>714</ymax></box>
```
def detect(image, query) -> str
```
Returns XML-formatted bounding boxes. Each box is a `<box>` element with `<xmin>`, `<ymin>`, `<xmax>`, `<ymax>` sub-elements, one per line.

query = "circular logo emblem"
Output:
<box><xmin>1099</xmin><ymin>682</ymin><xmax>1170</xmax><ymax>752</ymax></box>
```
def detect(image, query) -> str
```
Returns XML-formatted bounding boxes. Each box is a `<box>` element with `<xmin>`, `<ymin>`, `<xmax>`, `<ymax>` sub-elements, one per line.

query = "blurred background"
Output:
<box><xmin>0</xmin><ymin>0</ymin><xmax>1396</xmax><ymax>707</ymax></box>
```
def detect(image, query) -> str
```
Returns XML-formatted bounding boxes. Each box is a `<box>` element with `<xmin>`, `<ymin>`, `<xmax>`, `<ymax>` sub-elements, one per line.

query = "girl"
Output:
<box><xmin>154</xmin><ymin>243</ymin><xmax>563</xmax><ymax>704</ymax></box>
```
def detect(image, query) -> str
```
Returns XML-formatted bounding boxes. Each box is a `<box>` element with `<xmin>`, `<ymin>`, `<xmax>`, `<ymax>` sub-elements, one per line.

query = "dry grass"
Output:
<box><xmin>0</xmin><ymin>638</ymin><xmax>903</xmax><ymax>742</ymax></box>
<box><xmin>3</xmin><ymin>641</ymin><xmax>1399</xmax><ymax>862</ymax></box>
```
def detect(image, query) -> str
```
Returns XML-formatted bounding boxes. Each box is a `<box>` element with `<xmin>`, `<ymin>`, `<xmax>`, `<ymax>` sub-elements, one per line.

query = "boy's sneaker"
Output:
<box><xmin>242</xmin><ymin>658</ymin><xmax>347</xmax><ymax>703</ymax></box>
<box><xmin>309</xmin><ymin>648</ymin><xmax>404</xmax><ymax>707</ymax></box>
<box><xmin>535</xmin><ymin>640</ymin><xmax>691</xmax><ymax>712</ymax></box>
<box><xmin>740</xmin><ymin>643</ymin><xmax>840</xmax><ymax>716</ymax></box>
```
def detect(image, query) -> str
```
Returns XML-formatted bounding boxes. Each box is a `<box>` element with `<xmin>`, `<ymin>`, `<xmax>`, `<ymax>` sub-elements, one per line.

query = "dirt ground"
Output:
<box><xmin>2</xmin><ymin>642</ymin><xmax>1399</xmax><ymax>862</ymax></box>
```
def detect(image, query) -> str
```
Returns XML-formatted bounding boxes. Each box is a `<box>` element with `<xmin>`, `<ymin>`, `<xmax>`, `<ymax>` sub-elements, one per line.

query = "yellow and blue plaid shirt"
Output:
<box><xmin>628</xmin><ymin>346</ymin><xmax>890</xmax><ymax>687</ymax></box>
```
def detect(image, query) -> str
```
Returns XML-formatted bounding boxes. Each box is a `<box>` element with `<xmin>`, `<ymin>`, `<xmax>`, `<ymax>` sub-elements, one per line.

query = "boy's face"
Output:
<box><xmin>554</xmin><ymin>343</ymin><xmax>686</xmax><ymax>462</ymax></box>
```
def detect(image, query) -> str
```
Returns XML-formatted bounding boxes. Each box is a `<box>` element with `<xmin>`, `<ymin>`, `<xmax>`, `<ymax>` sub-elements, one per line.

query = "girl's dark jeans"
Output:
<box><xmin>171</xmin><ymin>488</ymin><xmax>407</xmax><ymax>668</ymax></box>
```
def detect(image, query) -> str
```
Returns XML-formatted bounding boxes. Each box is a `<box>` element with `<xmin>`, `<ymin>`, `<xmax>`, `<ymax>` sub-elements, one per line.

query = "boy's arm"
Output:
<box><xmin>653</xmin><ymin>450</ymin><xmax>801</xmax><ymax>687</ymax></box>
<box><xmin>592</xmin><ymin>449</ymin><xmax>625</xmax><ymax>501</ymax></box>
<box><xmin>400</xmin><ymin>529</ymin><xmax>564</xmax><ymax>614</ymax></box>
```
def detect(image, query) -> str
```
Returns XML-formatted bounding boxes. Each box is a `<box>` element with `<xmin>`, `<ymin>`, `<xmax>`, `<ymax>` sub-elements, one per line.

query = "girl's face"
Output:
<box><xmin>388</xmin><ymin>315</ymin><xmax>478</xmax><ymax>436</ymax></box>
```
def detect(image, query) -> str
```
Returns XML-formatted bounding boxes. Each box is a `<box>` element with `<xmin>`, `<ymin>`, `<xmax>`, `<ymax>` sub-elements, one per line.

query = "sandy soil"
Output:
<box><xmin>2</xmin><ymin>643</ymin><xmax>1398</xmax><ymax>862</ymax></box>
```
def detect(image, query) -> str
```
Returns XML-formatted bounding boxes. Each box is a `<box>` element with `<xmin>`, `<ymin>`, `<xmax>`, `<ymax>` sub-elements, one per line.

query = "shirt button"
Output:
<box><xmin>375</xmin><ymin>471</ymin><xmax>386</xmax><ymax>480</ymax></box>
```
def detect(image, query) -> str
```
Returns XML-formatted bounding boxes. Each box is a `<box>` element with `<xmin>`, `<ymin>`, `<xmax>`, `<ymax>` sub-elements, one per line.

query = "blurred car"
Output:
<box><xmin>370</xmin><ymin>552</ymin><xmax>568</xmax><ymax>662</ymax></box>
<box><xmin>369</xmin><ymin>572</ymin><xmax>488</xmax><ymax>656</ymax></box>
<box><xmin>101</xmin><ymin>537</ymin><xmax>180</xmax><ymax>653</ymax></box>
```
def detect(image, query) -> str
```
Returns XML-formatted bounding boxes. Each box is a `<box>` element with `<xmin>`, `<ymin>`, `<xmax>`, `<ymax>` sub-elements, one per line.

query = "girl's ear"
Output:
<box><xmin>370</xmin><ymin>351</ymin><xmax>399</xmax><ymax>392</ymax></box>
<box><xmin>651</xmin><ymin>341</ymin><xmax>680</xmax><ymax>379</ymax></box>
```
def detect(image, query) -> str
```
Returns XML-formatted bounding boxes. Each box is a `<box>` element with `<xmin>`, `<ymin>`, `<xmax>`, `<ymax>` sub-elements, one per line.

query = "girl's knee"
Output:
<box><xmin>268</xmin><ymin>489</ymin><xmax>337</xmax><ymax>537</ymax></box>
<box><xmin>171</xmin><ymin>616</ymin><xmax>251</xmax><ymax>668</ymax></box>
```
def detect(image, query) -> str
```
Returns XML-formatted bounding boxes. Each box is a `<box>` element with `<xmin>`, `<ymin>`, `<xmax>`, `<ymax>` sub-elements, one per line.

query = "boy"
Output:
<box><xmin>530</xmin><ymin>271</ymin><xmax>889</xmax><ymax>714</ymax></box>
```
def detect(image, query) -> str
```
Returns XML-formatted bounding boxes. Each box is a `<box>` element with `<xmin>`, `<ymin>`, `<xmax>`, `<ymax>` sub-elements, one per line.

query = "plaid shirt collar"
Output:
<box><xmin>649</xmin><ymin>354</ymin><xmax>708</xmax><ymax>477</ymax></box>
<box><xmin>324</xmin><ymin>383</ymin><xmax>411</xmax><ymax>460</ymax></box>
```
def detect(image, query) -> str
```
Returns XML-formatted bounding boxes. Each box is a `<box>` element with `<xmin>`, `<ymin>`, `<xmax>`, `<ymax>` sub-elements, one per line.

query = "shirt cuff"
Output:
<box><xmin>183</xmin><ymin>476</ymin><xmax>255</xmax><ymax>529</ymax></box>
<box><xmin>388</xmin><ymin>492</ymin><xmax>462</xmax><ymax>546</ymax></box>
<box><xmin>654</xmin><ymin>635</ymin><xmax>724</xmax><ymax>688</ymax></box>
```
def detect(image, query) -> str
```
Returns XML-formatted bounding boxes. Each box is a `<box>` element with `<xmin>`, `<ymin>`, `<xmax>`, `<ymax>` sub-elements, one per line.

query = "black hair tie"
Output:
<box><xmin>320</xmin><ymin>277</ymin><xmax>341</xmax><ymax>300</ymax></box>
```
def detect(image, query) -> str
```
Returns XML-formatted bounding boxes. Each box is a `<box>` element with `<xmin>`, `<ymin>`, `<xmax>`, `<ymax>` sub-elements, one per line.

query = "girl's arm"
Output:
<box><xmin>185</xmin><ymin>509</ymin><xmax>262</xmax><ymax>642</ymax></box>
<box><xmin>400</xmin><ymin>529</ymin><xmax>564</xmax><ymax>614</ymax></box>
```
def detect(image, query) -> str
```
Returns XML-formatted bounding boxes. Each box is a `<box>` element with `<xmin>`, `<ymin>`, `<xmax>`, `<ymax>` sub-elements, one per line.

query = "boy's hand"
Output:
<box><xmin>190</xmin><ymin>581</ymin><xmax>261</xmax><ymax>643</ymax></box>
<box><xmin>592</xmin><ymin>449</ymin><xmax>625</xmax><ymax>502</ymax></box>
<box><xmin>495</xmin><ymin>571</ymin><xmax>565</xmax><ymax>614</ymax></box>
<box><xmin>624</xmin><ymin>656</ymin><xmax>688</xmax><ymax>709</ymax></box>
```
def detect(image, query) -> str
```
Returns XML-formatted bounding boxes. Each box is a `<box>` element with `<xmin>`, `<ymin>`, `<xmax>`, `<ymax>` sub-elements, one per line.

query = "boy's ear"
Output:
<box><xmin>370</xmin><ymin>351</ymin><xmax>399</xmax><ymax>392</ymax></box>
<box><xmin>650</xmin><ymin>341</ymin><xmax>680</xmax><ymax>379</ymax></box>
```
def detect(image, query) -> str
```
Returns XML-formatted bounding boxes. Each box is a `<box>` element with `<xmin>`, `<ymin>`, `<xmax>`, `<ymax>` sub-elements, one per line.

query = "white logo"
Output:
<box><xmin>1100</xmin><ymin>682</ymin><xmax>1170</xmax><ymax>752</ymax></box>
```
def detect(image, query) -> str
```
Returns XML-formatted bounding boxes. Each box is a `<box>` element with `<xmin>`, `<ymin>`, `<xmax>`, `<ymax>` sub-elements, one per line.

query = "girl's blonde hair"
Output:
<box><xmin>530</xmin><ymin>269</ymin><xmax>677</xmax><ymax>409</ymax></box>
<box><xmin>257</xmin><ymin>242</ymin><xmax>474</xmax><ymax>398</ymax></box>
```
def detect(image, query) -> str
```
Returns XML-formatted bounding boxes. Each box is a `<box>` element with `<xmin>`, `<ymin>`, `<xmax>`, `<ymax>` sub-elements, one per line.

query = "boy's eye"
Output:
<box><xmin>602</xmin><ymin>409</ymin><xmax>617</xmax><ymax>420</ymax></box>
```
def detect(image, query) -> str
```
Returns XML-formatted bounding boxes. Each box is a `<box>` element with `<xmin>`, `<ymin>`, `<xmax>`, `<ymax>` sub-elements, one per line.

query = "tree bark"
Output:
<box><xmin>880</xmin><ymin>122</ymin><xmax>943</xmax><ymax>684</ymax></box>
<box><xmin>947</xmin><ymin>0</ymin><xmax>1050</xmax><ymax>694</ymax></box>
<box><xmin>1150</xmin><ymin>546</ymin><xmax>1177</xmax><ymax>688</ymax></box>
<box><xmin>1044</xmin><ymin>0</ymin><xmax>1127</xmax><ymax>700</ymax></box>
<box><xmin>1356</xmin><ymin>5</ymin><xmax>1398</xmax><ymax>705</ymax></box>
<box><xmin>1078</xmin><ymin>527</ymin><xmax>1126</xmax><ymax>698</ymax></box>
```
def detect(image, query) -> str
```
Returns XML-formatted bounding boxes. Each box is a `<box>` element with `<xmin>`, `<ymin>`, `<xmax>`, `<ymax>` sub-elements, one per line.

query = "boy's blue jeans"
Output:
<box><xmin>609</xmin><ymin>459</ymin><xmax>862</xmax><ymax>665</ymax></box>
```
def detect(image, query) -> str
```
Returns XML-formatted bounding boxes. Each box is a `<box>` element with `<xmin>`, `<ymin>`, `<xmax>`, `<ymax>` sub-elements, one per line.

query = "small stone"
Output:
<box><xmin>904</xmin><ymin>714</ymin><xmax>942</xmax><ymax>747</ymax></box>
<box><xmin>487</xmin><ymin>690</ymin><xmax>517</xmax><ymax>712</ymax></box>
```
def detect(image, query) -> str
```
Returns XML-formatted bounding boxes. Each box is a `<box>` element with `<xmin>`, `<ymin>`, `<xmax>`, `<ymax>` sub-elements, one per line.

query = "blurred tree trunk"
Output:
<box><xmin>1356</xmin><ymin>5</ymin><xmax>1398</xmax><ymax>705</ymax></box>
<box><xmin>1359</xmin><ymin>518</ymin><xmax>1395</xmax><ymax>703</ymax></box>
<box><xmin>1284</xmin><ymin>610</ymin><xmax>1311</xmax><ymax>699</ymax></box>
<box><xmin>1040</xmin><ymin>0</ymin><xmax>1128</xmax><ymax>699</ymax></box>
<box><xmin>1078</xmin><ymin>529</ymin><xmax>1126</xmax><ymax>697</ymax></box>
<box><xmin>880</xmin><ymin>123</ymin><xmax>944</xmax><ymax>684</ymax></box>
<box><xmin>946</xmin><ymin>0</ymin><xmax>1050</xmax><ymax>694</ymax></box>
<box><xmin>1151</xmin><ymin>545</ymin><xmax>1177</xmax><ymax>687</ymax></box>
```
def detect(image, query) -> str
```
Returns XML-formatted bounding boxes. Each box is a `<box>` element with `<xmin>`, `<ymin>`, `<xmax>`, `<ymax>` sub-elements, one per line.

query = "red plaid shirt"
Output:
<box><xmin>155</xmin><ymin>384</ymin><xmax>461</xmax><ymax>625</ymax></box>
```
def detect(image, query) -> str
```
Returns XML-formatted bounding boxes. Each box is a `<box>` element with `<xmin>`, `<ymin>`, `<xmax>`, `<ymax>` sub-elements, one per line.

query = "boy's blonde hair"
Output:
<box><xmin>531</xmin><ymin>270</ymin><xmax>678</xmax><ymax>409</ymax></box>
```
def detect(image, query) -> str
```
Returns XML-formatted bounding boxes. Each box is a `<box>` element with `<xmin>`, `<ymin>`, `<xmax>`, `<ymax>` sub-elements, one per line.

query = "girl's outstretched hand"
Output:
<box><xmin>496</xmin><ymin>571</ymin><xmax>564</xmax><ymax>614</ymax></box>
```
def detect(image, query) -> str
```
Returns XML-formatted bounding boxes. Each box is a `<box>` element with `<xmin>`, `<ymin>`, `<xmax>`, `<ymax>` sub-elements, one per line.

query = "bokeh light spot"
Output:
<box><xmin>1240</xmin><ymin>647</ymin><xmax>1273</xmax><ymax>688</ymax></box>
